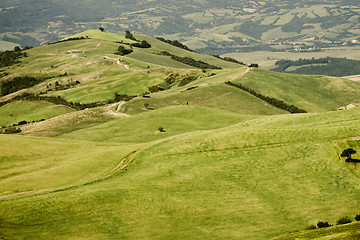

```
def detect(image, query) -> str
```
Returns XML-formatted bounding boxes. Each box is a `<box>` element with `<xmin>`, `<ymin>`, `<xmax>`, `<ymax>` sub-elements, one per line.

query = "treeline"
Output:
<box><xmin>273</xmin><ymin>57</ymin><xmax>360</xmax><ymax>77</ymax></box>
<box><xmin>0</xmin><ymin>74</ymin><xmax>68</xmax><ymax>96</ymax></box>
<box><xmin>0</xmin><ymin>92</ymin><xmax>136</xmax><ymax>111</ymax></box>
<box><xmin>0</xmin><ymin>46</ymin><xmax>30</xmax><ymax>68</ymax></box>
<box><xmin>1</xmin><ymin>76</ymin><xmax>45</xmax><ymax>96</ymax></box>
<box><xmin>154</xmin><ymin>51</ymin><xmax>221</xmax><ymax>69</ymax></box>
<box><xmin>212</xmin><ymin>55</ymin><xmax>245</xmax><ymax>65</ymax></box>
<box><xmin>225</xmin><ymin>81</ymin><xmax>307</xmax><ymax>114</ymax></box>
<box><xmin>156</xmin><ymin>37</ymin><xmax>194</xmax><ymax>52</ymax></box>
<box><xmin>49</xmin><ymin>36</ymin><xmax>89</xmax><ymax>45</ymax></box>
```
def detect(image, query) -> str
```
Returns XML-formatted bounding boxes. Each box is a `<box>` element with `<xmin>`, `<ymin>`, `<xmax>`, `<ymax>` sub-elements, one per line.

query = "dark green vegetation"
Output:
<box><xmin>225</xmin><ymin>81</ymin><xmax>307</xmax><ymax>113</ymax></box>
<box><xmin>0</xmin><ymin>31</ymin><xmax>360</xmax><ymax>240</ymax></box>
<box><xmin>273</xmin><ymin>57</ymin><xmax>360</xmax><ymax>77</ymax></box>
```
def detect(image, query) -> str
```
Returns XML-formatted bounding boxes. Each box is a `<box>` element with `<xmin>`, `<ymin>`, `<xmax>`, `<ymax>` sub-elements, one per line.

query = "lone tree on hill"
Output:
<box><xmin>341</xmin><ymin>148</ymin><xmax>357</xmax><ymax>161</ymax></box>
<box><xmin>99</xmin><ymin>27</ymin><xmax>105</xmax><ymax>32</ymax></box>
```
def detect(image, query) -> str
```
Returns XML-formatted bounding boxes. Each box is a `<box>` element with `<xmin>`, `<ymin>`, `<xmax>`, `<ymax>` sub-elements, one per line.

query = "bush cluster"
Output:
<box><xmin>1</xmin><ymin>76</ymin><xmax>44</xmax><ymax>96</ymax></box>
<box><xmin>0</xmin><ymin>46</ymin><xmax>29</xmax><ymax>67</ymax></box>
<box><xmin>164</xmin><ymin>73</ymin><xmax>197</xmax><ymax>87</ymax></box>
<box><xmin>225</xmin><ymin>81</ymin><xmax>307</xmax><ymax>114</ymax></box>
<box><xmin>131</xmin><ymin>40</ymin><xmax>151</xmax><ymax>48</ymax></box>
<box><xmin>0</xmin><ymin>127</ymin><xmax>22</xmax><ymax>134</ymax></box>
<box><xmin>115</xmin><ymin>45</ymin><xmax>133</xmax><ymax>56</ymax></box>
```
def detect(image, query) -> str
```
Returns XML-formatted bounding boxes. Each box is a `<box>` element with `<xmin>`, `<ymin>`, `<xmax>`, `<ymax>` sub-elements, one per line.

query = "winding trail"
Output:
<box><xmin>230</xmin><ymin>67</ymin><xmax>251</xmax><ymax>81</ymax></box>
<box><xmin>0</xmin><ymin>149</ymin><xmax>141</xmax><ymax>200</ymax></box>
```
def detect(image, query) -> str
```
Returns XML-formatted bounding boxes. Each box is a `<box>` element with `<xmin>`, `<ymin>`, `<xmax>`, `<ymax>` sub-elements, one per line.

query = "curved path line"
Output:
<box><xmin>230</xmin><ymin>67</ymin><xmax>251</xmax><ymax>81</ymax></box>
<box><xmin>0</xmin><ymin>149</ymin><xmax>141</xmax><ymax>200</ymax></box>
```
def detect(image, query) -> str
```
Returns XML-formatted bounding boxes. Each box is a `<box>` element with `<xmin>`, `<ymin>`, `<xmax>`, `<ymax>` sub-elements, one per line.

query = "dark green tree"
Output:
<box><xmin>341</xmin><ymin>148</ymin><xmax>357</xmax><ymax>160</ymax></box>
<box><xmin>99</xmin><ymin>27</ymin><xmax>105</xmax><ymax>32</ymax></box>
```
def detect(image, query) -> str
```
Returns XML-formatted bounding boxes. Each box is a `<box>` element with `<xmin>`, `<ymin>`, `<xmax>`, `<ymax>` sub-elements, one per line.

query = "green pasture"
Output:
<box><xmin>122</xmin><ymin>83</ymin><xmax>287</xmax><ymax>115</ymax></box>
<box><xmin>0</xmin><ymin>100</ymin><xmax>74</xmax><ymax>127</ymax></box>
<box><xmin>1</xmin><ymin>108</ymin><xmax>360</xmax><ymax>239</ymax></box>
<box><xmin>231</xmin><ymin>68</ymin><xmax>360</xmax><ymax>112</ymax></box>
<box><xmin>21</xmin><ymin>107</ymin><xmax>116</xmax><ymax>137</ymax></box>
<box><xmin>0</xmin><ymin>135</ymin><xmax>141</xmax><ymax>196</ymax></box>
<box><xmin>46</xmin><ymin>69</ymin><xmax>164</xmax><ymax>103</ymax></box>
<box><xmin>59</xmin><ymin>105</ymin><xmax>257</xmax><ymax>143</ymax></box>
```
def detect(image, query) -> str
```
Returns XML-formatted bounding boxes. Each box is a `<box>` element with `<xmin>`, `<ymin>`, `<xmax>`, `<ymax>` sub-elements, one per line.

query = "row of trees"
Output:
<box><xmin>156</xmin><ymin>37</ymin><xmax>194</xmax><ymax>52</ymax></box>
<box><xmin>154</xmin><ymin>51</ymin><xmax>221</xmax><ymax>69</ymax></box>
<box><xmin>0</xmin><ymin>92</ymin><xmax>136</xmax><ymax>111</ymax></box>
<box><xmin>212</xmin><ymin>55</ymin><xmax>245</xmax><ymax>65</ymax></box>
<box><xmin>307</xmin><ymin>214</ymin><xmax>360</xmax><ymax>230</ymax></box>
<box><xmin>225</xmin><ymin>81</ymin><xmax>307</xmax><ymax>113</ymax></box>
<box><xmin>0</xmin><ymin>73</ymin><xmax>67</xmax><ymax>96</ymax></box>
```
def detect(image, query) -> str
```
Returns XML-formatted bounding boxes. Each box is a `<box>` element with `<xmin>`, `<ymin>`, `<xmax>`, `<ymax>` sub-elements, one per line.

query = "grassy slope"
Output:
<box><xmin>1</xmin><ymin>108</ymin><xmax>360</xmax><ymax>240</ymax></box>
<box><xmin>274</xmin><ymin>222</ymin><xmax>360</xmax><ymax>240</ymax></box>
<box><xmin>231</xmin><ymin>68</ymin><xmax>360</xmax><ymax>112</ymax></box>
<box><xmin>0</xmin><ymin>100</ymin><xmax>74</xmax><ymax>127</ymax></box>
<box><xmin>1</xmin><ymin>31</ymin><xmax>360</xmax><ymax>240</ymax></box>
<box><xmin>59</xmin><ymin>105</ymin><xmax>258</xmax><ymax>143</ymax></box>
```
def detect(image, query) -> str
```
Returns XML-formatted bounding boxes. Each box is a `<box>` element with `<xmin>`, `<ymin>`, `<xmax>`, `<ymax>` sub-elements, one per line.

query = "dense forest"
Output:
<box><xmin>272</xmin><ymin>57</ymin><xmax>360</xmax><ymax>77</ymax></box>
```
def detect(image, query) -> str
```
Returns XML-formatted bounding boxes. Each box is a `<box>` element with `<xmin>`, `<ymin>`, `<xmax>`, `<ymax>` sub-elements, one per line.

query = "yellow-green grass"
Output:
<box><xmin>21</xmin><ymin>107</ymin><xmax>117</xmax><ymax>137</ymax></box>
<box><xmin>274</xmin><ymin>222</ymin><xmax>360</xmax><ymax>240</ymax></box>
<box><xmin>46</xmin><ymin>69</ymin><xmax>165</xmax><ymax>103</ymax></box>
<box><xmin>0</xmin><ymin>135</ymin><xmax>141</xmax><ymax>197</ymax></box>
<box><xmin>122</xmin><ymin>84</ymin><xmax>287</xmax><ymax>115</ymax></box>
<box><xmin>1</xmin><ymin>108</ymin><xmax>360</xmax><ymax>239</ymax></box>
<box><xmin>0</xmin><ymin>100</ymin><xmax>74</xmax><ymax>127</ymax></box>
<box><xmin>59</xmin><ymin>105</ymin><xmax>258</xmax><ymax>143</ymax></box>
<box><xmin>231</xmin><ymin>68</ymin><xmax>360</xmax><ymax>112</ymax></box>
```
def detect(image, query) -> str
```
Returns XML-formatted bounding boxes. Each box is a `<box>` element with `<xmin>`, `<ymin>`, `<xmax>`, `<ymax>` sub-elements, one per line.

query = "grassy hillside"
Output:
<box><xmin>274</xmin><ymin>222</ymin><xmax>360</xmax><ymax>240</ymax></box>
<box><xmin>1</xmin><ymin>108</ymin><xmax>360</xmax><ymax>239</ymax></box>
<box><xmin>1</xmin><ymin>31</ymin><xmax>360</xmax><ymax>240</ymax></box>
<box><xmin>0</xmin><ymin>100</ymin><xmax>74</xmax><ymax>127</ymax></box>
<box><xmin>59</xmin><ymin>105</ymin><xmax>257</xmax><ymax>143</ymax></box>
<box><xmin>231</xmin><ymin>68</ymin><xmax>360</xmax><ymax>112</ymax></box>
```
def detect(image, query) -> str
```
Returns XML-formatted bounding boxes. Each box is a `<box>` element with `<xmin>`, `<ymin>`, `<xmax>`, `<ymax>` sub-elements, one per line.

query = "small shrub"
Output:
<box><xmin>3</xmin><ymin>127</ymin><xmax>22</xmax><ymax>134</ymax></box>
<box><xmin>355</xmin><ymin>214</ymin><xmax>360</xmax><ymax>221</ymax></box>
<box><xmin>336</xmin><ymin>216</ymin><xmax>352</xmax><ymax>225</ymax></box>
<box><xmin>17</xmin><ymin>120</ymin><xmax>28</xmax><ymax>125</ymax></box>
<box><xmin>317</xmin><ymin>221</ymin><xmax>332</xmax><ymax>228</ymax></box>
<box><xmin>158</xmin><ymin>127</ymin><xmax>166</xmax><ymax>132</ymax></box>
<box><xmin>305</xmin><ymin>224</ymin><xmax>317</xmax><ymax>230</ymax></box>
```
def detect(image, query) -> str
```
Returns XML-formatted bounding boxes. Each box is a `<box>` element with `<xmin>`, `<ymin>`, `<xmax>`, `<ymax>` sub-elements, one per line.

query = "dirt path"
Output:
<box><xmin>106</xmin><ymin>102</ymin><xmax>130</xmax><ymax>118</ymax></box>
<box><xmin>230</xmin><ymin>67</ymin><xmax>251</xmax><ymax>81</ymax></box>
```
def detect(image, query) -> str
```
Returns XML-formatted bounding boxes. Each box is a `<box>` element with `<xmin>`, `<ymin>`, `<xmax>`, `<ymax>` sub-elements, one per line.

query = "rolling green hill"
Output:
<box><xmin>0</xmin><ymin>31</ymin><xmax>360</xmax><ymax>240</ymax></box>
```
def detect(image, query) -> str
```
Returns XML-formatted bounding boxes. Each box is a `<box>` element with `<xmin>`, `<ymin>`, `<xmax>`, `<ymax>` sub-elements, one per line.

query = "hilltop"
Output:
<box><xmin>1</xmin><ymin>0</ymin><xmax>360</xmax><ymax>55</ymax></box>
<box><xmin>0</xmin><ymin>30</ymin><xmax>360</xmax><ymax>240</ymax></box>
